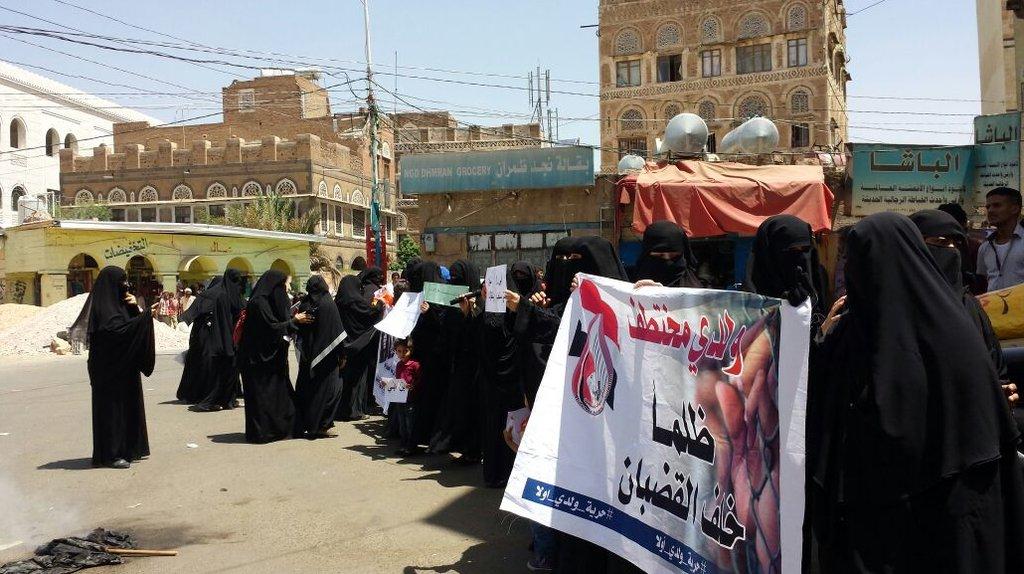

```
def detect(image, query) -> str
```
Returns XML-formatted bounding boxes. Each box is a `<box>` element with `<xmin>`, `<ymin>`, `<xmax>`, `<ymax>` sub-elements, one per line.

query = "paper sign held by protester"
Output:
<box><xmin>382</xmin><ymin>378</ymin><xmax>409</xmax><ymax>405</ymax></box>
<box><xmin>505</xmin><ymin>406</ymin><xmax>531</xmax><ymax>448</ymax></box>
<box><xmin>485</xmin><ymin>265</ymin><xmax>508</xmax><ymax>313</ymax></box>
<box><xmin>423</xmin><ymin>282</ymin><xmax>467</xmax><ymax>307</ymax></box>
<box><xmin>374</xmin><ymin>330</ymin><xmax>399</xmax><ymax>413</ymax></box>
<box><xmin>500</xmin><ymin>274</ymin><xmax>811</xmax><ymax>574</ymax></box>
<box><xmin>374</xmin><ymin>292</ymin><xmax>423</xmax><ymax>339</ymax></box>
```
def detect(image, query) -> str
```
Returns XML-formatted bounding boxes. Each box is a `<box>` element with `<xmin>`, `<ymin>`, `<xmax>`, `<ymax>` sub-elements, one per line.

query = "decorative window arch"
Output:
<box><xmin>63</xmin><ymin>133</ymin><xmax>78</xmax><ymax>153</ymax></box>
<box><xmin>242</xmin><ymin>181</ymin><xmax>262</xmax><ymax>197</ymax></box>
<box><xmin>379</xmin><ymin>141</ymin><xmax>392</xmax><ymax>160</ymax></box>
<box><xmin>138</xmin><ymin>186</ymin><xmax>158</xmax><ymax>202</ymax></box>
<box><xmin>787</xmin><ymin>4</ymin><xmax>808</xmax><ymax>31</ymax></box>
<box><xmin>619</xmin><ymin>108</ymin><xmax>644</xmax><ymax>131</ymax></box>
<box><xmin>275</xmin><ymin>178</ymin><xmax>297</xmax><ymax>195</ymax></box>
<box><xmin>10</xmin><ymin>185</ymin><xmax>25</xmax><ymax>211</ymax></box>
<box><xmin>614</xmin><ymin>28</ymin><xmax>642</xmax><ymax>55</ymax></box>
<box><xmin>333</xmin><ymin>184</ymin><xmax>343</xmax><ymax>200</ymax></box>
<box><xmin>206</xmin><ymin>182</ymin><xmax>227</xmax><ymax>199</ymax></box>
<box><xmin>656</xmin><ymin>23</ymin><xmax>681</xmax><ymax>49</ymax></box>
<box><xmin>107</xmin><ymin>188</ymin><xmax>127</xmax><ymax>203</ymax></box>
<box><xmin>318</xmin><ymin>180</ymin><xmax>328</xmax><ymax>197</ymax></box>
<box><xmin>172</xmin><ymin>184</ymin><xmax>193</xmax><ymax>201</ymax></box>
<box><xmin>698</xmin><ymin>101</ymin><xmax>717</xmax><ymax>121</ymax></box>
<box><xmin>663</xmin><ymin>103</ymin><xmax>682</xmax><ymax>120</ymax></box>
<box><xmin>700</xmin><ymin>17</ymin><xmax>722</xmax><ymax>43</ymax></box>
<box><xmin>737</xmin><ymin>13</ymin><xmax>771</xmax><ymax>39</ymax></box>
<box><xmin>790</xmin><ymin>89</ymin><xmax>811</xmax><ymax>114</ymax></box>
<box><xmin>737</xmin><ymin>94</ymin><xmax>771</xmax><ymax>119</ymax></box>
<box><xmin>45</xmin><ymin>128</ymin><xmax>60</xmax><ymax>157</ymax></box>
<box><xmin>74</xmin><ymin>189</ymin><xmax>94</xmax><ymax>206</ymax></box>
<box><xmin>350</xmin><ymin>189</ymin><xmax>366</xmax><ymax>206</ymax></box>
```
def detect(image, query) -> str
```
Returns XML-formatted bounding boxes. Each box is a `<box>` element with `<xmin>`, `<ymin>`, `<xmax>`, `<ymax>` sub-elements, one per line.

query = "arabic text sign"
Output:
<box><xmin>851</xmin><ymin>144</ymin><xmax>974</xmax><ymax>216</ymax></box>
<box><xmin>485</xmin><ymin>265</ymin><xmax>507</xmax><ymax>313</ymax></box>
<box><xmin>399</xmin><ymin>147</ymin><xmax>595</xmax><ymax>194</ymax></box>
<box><xmin>423</xmin><ymin>282</ymin><xmax>468</xmax><ymax>307</ymax></box>
<box><xmin>500</xmin><ymin>275</ymin><xmax>810</xmax><ymax>574</ymax></box>
<box><xmin>374</xmin><ymin>322</ymin><xmax>398</xmax><ymax>413</ymax></box>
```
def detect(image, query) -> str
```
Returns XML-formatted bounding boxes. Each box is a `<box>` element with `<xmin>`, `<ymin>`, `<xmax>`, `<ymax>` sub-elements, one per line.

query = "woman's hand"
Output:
<box><xmin>819</xmin><ymin>296</ymin><xmax>847</xmax><ymax>337</ymax></box>
<box><xmin>505</xmin><ymin>290</ymin><xmax>520</xmax><ymax>312</ymax></box>
<box><xmin>458</xmin><ymin>296</ymin><xmax>475</xmax><ymax>316</ymax></box>
<box><xmin>529</xmin><ymin>291</ymin><xmax>550</xmax><ymax>308</ymax></box>
<box><xmin>633</xmin><ymin>279</ymin><xmax>663</xmax><ymax>289</ymax></box>
<box><xmin>570</xmin><ymin>273</ymin><xmax>580</xmax><ymax>293</ymax></box>
<box><xmin>126</xmin><ymin>294</ymin><xmax>138</xmax><ymax>307</ymax></box>
<box><xmin>294</xmin><ymin>312</ymin><xmax>314</xmax><ymax>325</ymax></box>
<box><xmin>419</xmin><ymin>301</ymin><xmax>429</xmax><ymax>314</ymax></box>
<box><xmin>1003</xmin><ymin>382</ymin><xmax>1020</xmax><ymax>408</ymax></box>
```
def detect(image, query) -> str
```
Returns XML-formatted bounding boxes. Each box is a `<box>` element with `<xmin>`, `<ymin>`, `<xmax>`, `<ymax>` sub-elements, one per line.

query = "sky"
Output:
<box><xmin>0</xmin><ymin>0</ymin><xmax>986</xmax><ymax>150</ymax></box>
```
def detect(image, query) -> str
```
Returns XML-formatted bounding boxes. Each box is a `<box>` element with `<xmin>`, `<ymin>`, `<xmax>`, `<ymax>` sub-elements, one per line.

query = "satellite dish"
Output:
<box><xmin>720</xmin><ymin>117</ymin><xmax>780</xmax><ymax>154</ymax></box>
<box><xmin>617</xmin><ymin>154</ymin><xmax>646</xmax><ymax>173</ymax></box>
<box><xmin>663</xmin><ymin>113</ymin><xmax>709</xmax><ymax>155</ymax></box>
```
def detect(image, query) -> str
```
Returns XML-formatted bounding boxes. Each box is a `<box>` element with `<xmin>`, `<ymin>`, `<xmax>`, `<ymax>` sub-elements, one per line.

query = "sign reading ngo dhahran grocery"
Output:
<box><xmin>501</xmin><ymin>275</ymin><xmax>810</xmax><ymax>574</ymax></box>
<box><xmin>399</xmin><ymin>147</ymin><xmax>594</xmax><ymax>194</ymax></box>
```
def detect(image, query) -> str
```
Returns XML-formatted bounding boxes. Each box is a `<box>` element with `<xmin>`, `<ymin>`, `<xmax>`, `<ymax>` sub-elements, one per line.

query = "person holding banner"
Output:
<box><xmin>407</xmin><ymin>261</ymin><xmax>455</xmax><ymax>446</ymax></box>
<box><xmin>237</xmin><ymin>270</ymin><xmax>312</xmax><ymax>444</ymax></box>
<box><xmin>335</xmin><ymin>275</ymin><xmax>383</xmax><ymax>421</ymax></box>
<box><xmin>632</xmin><ymin>220</ymin><xmax>703</xmax><ymax>289</ymax></box>
<box><xmin>293</xmin><ymin>275</ymin><xmax>346</xmax><ymax>439</ymax></box>
<box><xmin>808</xmin><ymin>212</ymin><xmax>1024</xmax><ymax>573</ymax></box>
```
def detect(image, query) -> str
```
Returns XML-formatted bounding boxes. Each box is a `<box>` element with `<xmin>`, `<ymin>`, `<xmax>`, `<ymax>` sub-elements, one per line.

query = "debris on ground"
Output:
<box><xmin>0</xmin><ymin>528</ymin><xmax>136</xmax><ymax>574</ymax></box>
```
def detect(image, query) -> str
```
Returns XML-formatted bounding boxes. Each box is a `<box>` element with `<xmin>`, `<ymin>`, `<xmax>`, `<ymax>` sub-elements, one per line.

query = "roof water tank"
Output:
<box><xmin>720</xmin><ymin>117</ymin><xmax>780</xmax><ymax>154</ymax></box>
<box><xmin>663</xmin><ymin>113</ymin><xmax>709</xmax><ymax>155</ymax></box>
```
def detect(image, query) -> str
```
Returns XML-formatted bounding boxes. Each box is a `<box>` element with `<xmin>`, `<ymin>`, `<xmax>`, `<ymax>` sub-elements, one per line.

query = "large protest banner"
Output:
<box><xmin>501</xmin><ymin>275</ymin><xmax>810</xmax><ymax>574</ymax></box>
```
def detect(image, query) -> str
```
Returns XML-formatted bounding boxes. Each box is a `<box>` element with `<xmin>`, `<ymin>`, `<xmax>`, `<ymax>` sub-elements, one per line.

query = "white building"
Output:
<box><xmin>0</xmin><ymin>60</ymin><xmax>159</xmax><ymax>227</ymax></box>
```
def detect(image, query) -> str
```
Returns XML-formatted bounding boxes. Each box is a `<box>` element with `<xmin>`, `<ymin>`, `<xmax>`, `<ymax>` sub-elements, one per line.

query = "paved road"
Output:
<box><xmin>0</xmin><ymin>353</ymin><xmax>530</xmax><ymax>573</ymax></box>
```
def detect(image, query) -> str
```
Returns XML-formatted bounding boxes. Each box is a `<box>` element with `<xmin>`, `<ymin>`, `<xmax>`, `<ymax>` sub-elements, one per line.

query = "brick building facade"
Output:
<box><xmin>58</xmin><ymin>71</ymin><xmax>398</xmax><ymax>273</ymax></box>
<box><xmin>598</xmin><ymin>0</ymin><xmax>850</xmax><ymax>172</ymax></box>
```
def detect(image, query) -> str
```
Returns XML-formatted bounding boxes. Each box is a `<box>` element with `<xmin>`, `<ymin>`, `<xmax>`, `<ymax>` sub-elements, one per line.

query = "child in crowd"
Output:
<box><xmin>394</xmin><ymin>338</ymin><xmax>421</xmax><ymax>456</ymax></box>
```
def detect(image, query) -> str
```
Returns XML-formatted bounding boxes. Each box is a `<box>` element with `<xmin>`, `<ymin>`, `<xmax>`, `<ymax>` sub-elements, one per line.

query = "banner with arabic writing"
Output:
<box><xmin>500</xmin><ymin>275</ymin><xmax>810</xmax><ymax>574</ymax></box>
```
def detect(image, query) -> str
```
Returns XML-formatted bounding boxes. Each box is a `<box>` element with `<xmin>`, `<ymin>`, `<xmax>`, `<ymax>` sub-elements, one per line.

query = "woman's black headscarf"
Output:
<box><xmin>299</xmin><ymin>275</ymin><xmax>347</xmax><ymax>376</ymax></box>
<box><xmin>238</xmin><ymin>269</ymin><xmax>291</xmax><ymax>362</ymax></box>
<box><xmin>544</xmin><ymin>237</ymin><xmax>583</xmax><ymax>307</ymax></box>
<box><xmin>449</xmin><ymin>260</ymin><xmax>481</xmax><ymax>289</ymax></box>
<box><xmin>634</xmin><ymin>220</ymin><xmax>702</xmax><ymax>288</ymax></box>
<box><xmin>407</xmin><ymin>261</ymin><xmax>445</xmax><ymax>293</ymax></box>
<box><xmin>179</xmin><ymin>269</ymin><xmax>246</xmax><ymax>355</ymax></box>
<box><xmin>817</xmin><ymin>212</ymin><xmax>1017</xmax><ymax>503</ymax></box>
<box><xmin>748</xmin><ymin>215</ymin><xmax>830</xmax><ymax>317</ymax></box>
<box><xmin>509</xmin><ymin>261</ymin><xmax>542</xmax><ymax>296</ymax></box>
<box><xmin>908</xmin><ymin>209</ymin><xmax>967</xmax><ymax>292</ymax></box>
<box><xmin>357</xmin><ymin>267</ymin><xmax>384</xmax><ymax>295</ymax></box>
<box><xmin>69</xmin><ymin>266</ymin><xmax>155</xmax><ymax>376</ymax></box>
<box><xmin>70</xmin><ymin>266</ymin><xmax>133</xmax><ymax>345</ymax></box>
<box><xmin>335</xmin><ymin>275</ymin><xmax>378</xmax><ymax>343</ymax></box>
<box><xmin>575</xmin><ymin>236</ymin><xmax>628</xmax><ymax>281</ymax></box>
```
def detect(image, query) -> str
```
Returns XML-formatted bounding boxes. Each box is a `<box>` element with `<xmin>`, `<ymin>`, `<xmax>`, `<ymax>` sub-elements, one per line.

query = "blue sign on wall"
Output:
<box><xmin>400</xmin><ymin>147</ymin><xmax>595</xmax><ymax>194</ymax></box>
<box><xmin>850</xmin><ymin>144</ymin><xmax>975</xmax><ymax>216</ymax></box>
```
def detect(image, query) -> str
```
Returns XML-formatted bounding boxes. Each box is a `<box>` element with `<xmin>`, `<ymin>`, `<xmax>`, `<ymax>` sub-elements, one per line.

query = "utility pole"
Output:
<box><xmin>362</xmin><ymin>0</ymin><xmax>383</xmax><ymax>267</ymax></box>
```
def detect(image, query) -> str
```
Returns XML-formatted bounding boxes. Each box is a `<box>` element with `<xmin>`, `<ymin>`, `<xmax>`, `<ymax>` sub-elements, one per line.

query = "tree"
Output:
<box><xmin>391</xmin><ymin>236</ymin><xmax>421</xmax><ymax>272</ymax></box>
<box><xmin>58</xmin><ymin>202</ymin><xmax>111</xmax><ymax>221</ymax></box>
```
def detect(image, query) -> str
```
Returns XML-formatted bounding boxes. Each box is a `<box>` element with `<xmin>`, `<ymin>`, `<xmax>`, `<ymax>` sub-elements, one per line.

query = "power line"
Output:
<box><xmin>848</xmin><ymin>0</ymin><xmax>894</xmax><ymax>17</ymax></box>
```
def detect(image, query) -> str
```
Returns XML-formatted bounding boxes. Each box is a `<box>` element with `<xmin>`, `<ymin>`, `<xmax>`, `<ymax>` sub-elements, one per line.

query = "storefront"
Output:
<box><xmin>0</xmin><ymin>220</ymin><xmax>322</xmax><ymax>306</ymax></box>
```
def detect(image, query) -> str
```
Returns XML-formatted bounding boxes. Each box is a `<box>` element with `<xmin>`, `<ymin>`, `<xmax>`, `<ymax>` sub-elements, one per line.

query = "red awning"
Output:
<box><xmin>619</xmin><ymin>160</ymin><xmax>834</xmax><ymax>238</ymax></box>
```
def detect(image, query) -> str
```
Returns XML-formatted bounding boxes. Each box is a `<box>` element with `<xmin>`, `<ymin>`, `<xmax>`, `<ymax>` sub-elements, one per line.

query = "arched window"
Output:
<box><xmin>9</xmin><ymin>118</ymin><xmax>26</xmax><ymax>149</ymax></box>
<box><xmin>275</xmin><ymin>179</ymin><xmax>297</xmax><ymax>195</ymax></box>
<box><xmin>333</xmin><ymin>184</ymin><xmax>343</xmax><ymax>200</ymax></box>
<box><xmin>737</xmin><ymin>13</ymin><xmax>771</xmax><ymax>39</ymax></box>
<box><xmin>701</xmin><ymin>17</ymin><xmax>722</xmax><ymax>43</ymax></box>
<box><xmin>172</xmin><ymin>184</ymin><xmax>193</xmax><ymax>201</ymax></box>
<box><xmin>698</xmin><ymin>101</ymin><xmax>716</xmax><ymax>121</ymax></box>
<box><xmin>138</xmin><ymin>186</ymin><xmax>159</xmax><ymax>202</ymax></box>
<box><xmin>74</xmin><ymin>189</ymin><xmax>94</xmax><ymax>206</ymax></box>
<box><xmin>656</xmin><ymin>24</ymin><xmax>681</xmax><ymax>49</ymax></box>
<box><xmin>318</xmin><ymin>180</ymin><xmax>328</xmax><ymax>197</ymax></box>
<box><xmin>64</xmin><ymin>133</ymin><xmax>78</xmax><ymax>153</ymax></box>
<box><xmin>663</xmin><ymin>103</ymin><xmax>682</xmax><ymax>120</ymax></box>
<box><xmin>45</xmin><ymin>129</ymin><xmax>60</xmax><ymax>157</ymax></box>
<box><xmin>619</xmin><ymin>108</ymin><xmax>644</xmax><ymax>131</ymax></box>
<box><xmin>206</xmin><ymin>183</ymin><xmax>227</xmax><ymax>199</ymax></box>
<box><xmin>107</xmin><ymin>188</ymin><xmax>127</xmax><ymax>203</ymax></box>
<box><xmin>10</xmin><ymin>186</ymin><xmax>26</xmax><ymax>211</ymax></box>
<box><xmin>791</xmin><ymin>89</ymin><xmax>811</xmax><ymax>114</ymax></box>
<box><xmin>350</xmin><ymin>189</ymin><xmax>366</xmax><ymax>206</ymax></box>
<box><xmin>737</xmin><ymin>95</ymin><xmax>770</xmax><ymax>119</ymax></box>
<box><xmin>614</xmin><ymin>28</ymin><xmax>641</xmax><ymax>55</ymax></box>
<box><xmin>787</xmin><ymin>4</ymin><xmax>808</xmax><ymax>31</ymax></box>
<box><xmin>833</xmin><ymin>51</ymin><xmax>846</xmax><ymax>85</ymax></box>
<box><xmin>242</xmin><ymin>181</ymin><xmax>262</xmax><ymax>197</ymax></box>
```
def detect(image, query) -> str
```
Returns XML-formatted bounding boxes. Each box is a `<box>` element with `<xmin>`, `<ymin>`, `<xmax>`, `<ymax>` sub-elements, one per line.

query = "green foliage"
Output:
<box><xmin>58</xmin><ymin>203</ymin><xmax>112</xmax><ymax>221</ymax></box>
<box><xmin>213</xmin><ymin>193</ymin><xmax>319</xmax><ymax>234</ymax></box>
<box><xmin>392</xmin><ymin>236</ymin><xmax>421</xmax><ymax>271</ymax></box>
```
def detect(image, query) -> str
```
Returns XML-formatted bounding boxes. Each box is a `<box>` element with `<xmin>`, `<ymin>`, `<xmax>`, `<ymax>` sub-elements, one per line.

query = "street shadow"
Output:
<box><xmin>158</xmin><ymin>399</ymin><xmax>187</xmax><ymax>405</ymax></box>
<box><xmin>37</xmin><ymin>457</ymin><xmax>93</xmax><ymax>471</ymax></box>
<box><xmin>343</xmin><ymin>443</ymin><xmax>394</xmax><ymax>462</ymax></box>
<box><xmin>207</xmin><ymin>432</ymin><xmax>248</xmax><ymax>444</ymax></box>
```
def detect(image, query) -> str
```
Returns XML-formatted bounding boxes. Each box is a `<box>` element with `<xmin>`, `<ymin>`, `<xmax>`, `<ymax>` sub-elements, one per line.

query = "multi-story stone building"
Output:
<box><xmin>59</xmin><ymin>70</ymin><xmax>398</xmax><ymax>273</ymax></box>
<box><xmin>598</xmin><ymin>0</ymin><xmax>850</xmax><ymax>172</ymax></box>
<box><xmin>980</xmin><ymin>1</ymin><xmax>1022</xmax><ymax>114</ymax></box>
<box><xmin>0</xmin><ymin>60</ymin><xmax>158</xmax><ymax>227</ymax></box>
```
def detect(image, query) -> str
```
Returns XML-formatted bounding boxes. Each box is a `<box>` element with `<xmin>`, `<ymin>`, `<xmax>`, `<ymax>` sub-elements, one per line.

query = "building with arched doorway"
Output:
<box><xmin>0</xmin><ymin>219</ymin><xmax>322</xmax><ymax>306</ymax></box>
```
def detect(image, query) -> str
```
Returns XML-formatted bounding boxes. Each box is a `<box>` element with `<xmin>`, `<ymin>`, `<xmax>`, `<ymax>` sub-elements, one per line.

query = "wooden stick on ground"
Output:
<box><xmin>105</xmin><ymin>548</ymin><xmax>178</xmax><ymax>557</ymax></box>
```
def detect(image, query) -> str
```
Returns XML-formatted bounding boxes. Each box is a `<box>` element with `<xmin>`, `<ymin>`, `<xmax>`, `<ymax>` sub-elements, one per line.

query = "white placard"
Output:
<box><xmin>485</xmin><ymin>264</ymin><xmax>507</xmax><ymax>313</ymax></box>
<box><xmin>374</xmin><ymin>292</ymin><xmax>423</xmax><ymax>339</ymax></box>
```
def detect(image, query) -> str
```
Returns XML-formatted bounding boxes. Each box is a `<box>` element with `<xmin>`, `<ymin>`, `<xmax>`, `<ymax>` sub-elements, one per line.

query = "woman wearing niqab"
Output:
<box><xmin>70</xmin><ymin>266</ymin><xmax>154</xmax><ymax>469</ymax></box>
<box><xmin>632</xmin><ymin>220</ymin><xmax>702</xmax><ymax>288</ymax></box>
<box><xmin>358</xmin><ymin>266</ymin><xmax>384</xmax><ymax>299</ymax></box>
<box><xmin>237</xmin><ymin>270</ymin><xmax>303</xmax><ymax>443</ymax></box>
<box><xmin>294</xmin><ymin>275</ymin><xmax>346</xmax><ymax>438</ymax></box>
<box><xmin>747</xmin><ymin>214</ymin><xmax>830</xmax><ymax>330</ymax></box>
<box><xmin>178</xmin><ymin>268</ymin><xmax>246</xmax><ymax>410</ymax></box>
<box><xmin>404</xmin><ymin>261</ymin><xmax>454</xmax><ymax>445</ymax></box>
<box><xmin>334</xmin><ymin>274</ymin><xmax>383</xmax><ymax>421</ymax></box>
<box><xmin>806</xmin><ymin>212</ymin><xmax>1024</xmax><ymax>573</ymax></box>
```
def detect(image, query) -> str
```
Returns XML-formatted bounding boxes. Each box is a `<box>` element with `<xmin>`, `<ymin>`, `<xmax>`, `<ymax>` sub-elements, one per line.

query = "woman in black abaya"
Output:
<box><xmin>70</xmin><ymin>266</ymin><xmax>154</xmax><ymax>469</ymax></box>
<box><xmin>358</xmin><ymin>266</ymin><xmax>385</xmax><ymax>299</ymax></box>
<box><xmin>179</xmin><ymin>269</ymin><xmax>246</xmax><ymax>411</ymax></box>
<box><xmin>405</xmin><ymin>261</ymin><xmax>454</xmax><ymax>445</ymax></box>
<box><xmin>294</xmin><ymin>275</ymin><xmax>346</xmax><ymax>438</ymax></box>
<box><xmin>334</xmin><ymin>275</ymin><xmax>383</xmax><ymax>421</ymax></box>
<box><xmin>807</xmin><ymin>212</ymin><xmax>1024</xmax><ymax>573</ymax></box>
<box><xmin>746</xmin><ymin>214</ymin><xmax>830</xmax><ymax>329</ymax></box>
<box><xmin>632</xmin><ymin>220</ymin><xmax>703</xmax><ymax>288</ymax></box>
<box><xmin>237</xmin><ymin>270</ymin><xmax>309</xmax><ymax>444</ymax></box>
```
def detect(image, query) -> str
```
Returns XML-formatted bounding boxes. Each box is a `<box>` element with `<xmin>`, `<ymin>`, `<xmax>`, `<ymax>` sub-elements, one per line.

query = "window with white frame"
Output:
<box><xmin>352</xmin><ymin>208</ymin><xmax>366</xmax><ymax>238</ymax></box>
<box><xmin>335</xmin><ymin>205</ymin><xmax>344</xmax><ymax>236</ymax></box>
<box><xmin>237</xmin><ymin>89</ymin><xmax>255</xmax><ymax>112</ymax></box>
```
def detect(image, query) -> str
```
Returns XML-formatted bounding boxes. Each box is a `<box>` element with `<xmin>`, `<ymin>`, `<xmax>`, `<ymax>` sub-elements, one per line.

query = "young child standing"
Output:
<box><xmin>394</xmin><ymin>338</ymin><xmax>421</xmax><ymax>456</ymax></box>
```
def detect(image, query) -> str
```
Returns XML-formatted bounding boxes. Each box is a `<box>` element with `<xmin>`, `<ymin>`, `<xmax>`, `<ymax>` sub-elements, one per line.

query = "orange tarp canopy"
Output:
<box><xmin>619</xmin><ymin>161</ymin><xmax>834</xmax><ymax>238</ymax></box>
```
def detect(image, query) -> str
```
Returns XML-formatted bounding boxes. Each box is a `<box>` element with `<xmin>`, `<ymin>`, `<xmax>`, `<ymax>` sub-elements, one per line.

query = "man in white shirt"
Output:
<box><xmin>977</xmin><ymin>187</ymin><xmax>1024</xmax><ymax>291</ymax></box>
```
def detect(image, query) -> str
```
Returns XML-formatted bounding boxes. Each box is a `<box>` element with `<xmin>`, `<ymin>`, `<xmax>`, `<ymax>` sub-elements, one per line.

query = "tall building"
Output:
<box><xmin>59</xmin><ymin>70</ymin><xmax>398</xmax><ymax>273</ymax></box>
<box><xmin>980</xmin><ymin>1</ymin><xmax>1022</xmax><ymax>114</ymax></box>
<box><xmin>598</xmin><ymin>0</ymin><xmax>850</xmax><ymax>172</ymax></box>
<box><xmin>0</xmin><ymin>60</ymin><xmax>158</xmax><ymax>227</ymax></box>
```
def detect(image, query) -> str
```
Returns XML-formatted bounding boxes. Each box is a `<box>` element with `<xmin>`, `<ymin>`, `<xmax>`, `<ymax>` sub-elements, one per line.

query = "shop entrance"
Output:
<box><xmin>67</xmin><ymin>253</ymin><xmax>99</xmax><ymax>297</ymax></box>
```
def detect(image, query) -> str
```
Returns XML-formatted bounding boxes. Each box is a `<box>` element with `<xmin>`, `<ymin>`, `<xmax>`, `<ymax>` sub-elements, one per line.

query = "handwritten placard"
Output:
<box><xmin>485</xmin><ymin>265</ymin><xmax>507</xmax><ymax>313</ymax></box>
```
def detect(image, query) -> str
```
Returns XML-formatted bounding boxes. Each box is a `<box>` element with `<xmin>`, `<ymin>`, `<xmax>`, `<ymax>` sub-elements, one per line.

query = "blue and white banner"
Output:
<box><xmin>500</xmin><ymin>275</ymin><xmax>810</xmax><ymax>574</ymax></box>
